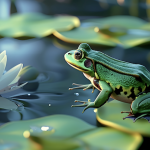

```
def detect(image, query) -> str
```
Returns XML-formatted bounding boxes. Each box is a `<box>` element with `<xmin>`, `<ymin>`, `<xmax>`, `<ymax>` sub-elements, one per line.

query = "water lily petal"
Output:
<box><xmin>0</xmin><ymin>50</ymin><xmax>6</xmax><ymax>61</ymax></box>
<box><xmin>0</xmin><ymin>82</ymin><xmax>27</xmax><ymax>95</ymax></box>
<box><xmin>0</xmin><ymin>97</ymin><xmax>17</xmax><ymax>110</ymax></box>
<box><xmin>0</xmin><ymin>55</ymin><xmax>7</xmax><ymax>80</ymax></box>
<box><xmin>0</xmin><ymin>64</ymin><xmax>23</xmax><ymax>90</ymax></box>
<box><xmin>8</xmin><ymin>76</ymin><xmax>20</xmax><ymax>85</ymax></box>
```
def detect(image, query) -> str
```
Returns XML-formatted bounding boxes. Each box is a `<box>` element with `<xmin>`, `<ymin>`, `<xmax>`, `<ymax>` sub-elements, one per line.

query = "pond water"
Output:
<box><xmin>0</xmin><ymin>36</ymin><xmax>150</xmax><ymax>127</ymax></box>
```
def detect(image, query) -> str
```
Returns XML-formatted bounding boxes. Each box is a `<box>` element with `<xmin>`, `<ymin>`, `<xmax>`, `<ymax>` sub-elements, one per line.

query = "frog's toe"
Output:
<box><xmin>74</xmin><ymin>100</ymin><xmax>87</xmax><ymax>103</ymax></box>
<box><xmin>122</xmin><ymin>111</ymin><xmax>136</xmax><ymax>122</ymax></box>
<box><xmin>71</xmin><ymin>101</ymin><xmax>95</xmax><ymax>113</ymax></box>
<box><xmin>71</xmin><ymin>103</ymin><xmax>87</xmax><ymax>107</ymax></box>
<box><xmin>123</xmin><ymin>115</ymin><xmax>137</xmax><ymax>122</ymax></box>
<box><xmin>123</xmin><ymin>113</ymin><xmax>149</xmax><ymax>122</ymax></box>
<box><xmin>82</xmin><ymin>102</ymin><xmax>95</xmax><ymax>113</ymax></box>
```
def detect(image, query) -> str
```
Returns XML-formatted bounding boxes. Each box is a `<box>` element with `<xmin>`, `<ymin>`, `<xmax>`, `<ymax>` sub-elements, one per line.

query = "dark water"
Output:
<box><xmin>0</xmin><ymin>36</ymin><xmax>150</xmax><ymax>127</ymax></box>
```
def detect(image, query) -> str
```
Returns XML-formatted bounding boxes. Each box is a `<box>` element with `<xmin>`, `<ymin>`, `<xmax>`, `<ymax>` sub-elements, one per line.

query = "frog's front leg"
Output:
<box><xmin>124</xmin><ymin>92</ymin><xmax>150</xmax><ymax>122</ymax></box>
<box><xmin>72</xmin><ymin>81</ymin><xmax>113</xmax><ymax>113</ymax></box>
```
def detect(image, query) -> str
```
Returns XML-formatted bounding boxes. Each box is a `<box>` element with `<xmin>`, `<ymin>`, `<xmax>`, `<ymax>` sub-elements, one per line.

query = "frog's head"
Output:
<box><xmin>64</xmin><ymin>43</ymin><xmax>95</xmax><ymax>77</ymax></box>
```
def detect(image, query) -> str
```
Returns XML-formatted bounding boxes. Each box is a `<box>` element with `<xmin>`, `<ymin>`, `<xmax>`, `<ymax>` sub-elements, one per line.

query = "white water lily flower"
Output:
<box><xmin>0</xmin><ymin>51</ymin><xmax>27</xmax><ymax>95</ymax></box>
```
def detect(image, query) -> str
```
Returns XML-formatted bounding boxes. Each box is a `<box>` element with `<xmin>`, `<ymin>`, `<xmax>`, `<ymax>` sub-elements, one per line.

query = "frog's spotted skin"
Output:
<box><xmin>64</xmin><ymin>43</ymin><xmax>150</xmax><ymax>122</ymax></box>
<box><xmin>96</xmin><ymin>63</ymin><xmax>147</xmax><ymax>103</ymax></box>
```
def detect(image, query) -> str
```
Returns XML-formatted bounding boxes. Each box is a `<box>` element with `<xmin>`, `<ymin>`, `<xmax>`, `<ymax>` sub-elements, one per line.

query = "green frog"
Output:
<box><xmin>64</xmin><ymin>43</ymin><xmax>150</xmax><ymax>122</ymax></box>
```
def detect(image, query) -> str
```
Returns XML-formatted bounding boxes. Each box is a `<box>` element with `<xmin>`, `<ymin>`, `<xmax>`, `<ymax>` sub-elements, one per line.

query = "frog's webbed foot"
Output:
<box><xmin>121</xmin><ymin>111</ymin><xmax>150</xmax><ymax>122</ymax></box>
<box><xmin>69</xmin><ymin>83</ymin><xmax>95</xmax><ymax>93</ymax></box>
<box><xmin>71</xmin><ymin>99</ymin><xmax>95</xmax><ymax>113</ymax></box>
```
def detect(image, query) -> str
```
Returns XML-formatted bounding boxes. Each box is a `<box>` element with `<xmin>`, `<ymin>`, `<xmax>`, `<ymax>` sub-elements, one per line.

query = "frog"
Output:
<box><xmin>64</xmin><ymin>43</ymin><xmax>150</xmax><ymax>122</ymax></box>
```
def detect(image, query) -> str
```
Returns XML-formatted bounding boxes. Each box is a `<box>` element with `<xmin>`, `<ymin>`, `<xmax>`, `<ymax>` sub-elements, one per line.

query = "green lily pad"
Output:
<box><xmin>117</xmin><ymin>34</ymin><xmax>150</xmax><ymax>48</ymax></box>
<box><xmin>0</xmin><ymin>115</ymin><xmax>94</xmax><ymax>135</ymax></box>
<box><xmin>28</xmin><ymin>127</ymin><xmax>142</xmax><ymax>150</ymax></box>
<box><xmin>140</xmin><ymin>23</ymin><xmax>150</xmax><ymax>30</ymax></box>
<box><xmin>0</xmin><ymin>115</ymin><xmax>142</xmax><ymax>150</ymax></box>
<box><xmin>53</xmin><ymin>27</ymin><xmax>116</xmax><ymax>47</ymax></box>
<box><xmin>96</xmin><ymin>101</ymin><xmax>150</xmax><ymax>136</ymax></box>
<box><xmin>83</xmin><ymin>15</ymin><xmax>146</xmax><ymax>29</ymax></box>
<box><xmin>28</xmin><ymin>136</ymin><xmax>88</xmax><ymax>150</ymax></box>
<box><xmin>0</xmin><ymin>13</ymin><xmax>80</xmax><ymax>38</ymax></box>
<box><xmin>76</xmin><ymin>127</ymin><xmax>142</xmax><ymax>150</ymax></box>
<box><xmin>54</xmin><ymin>16</ymin><xmax>149</xmax><ymax>48</ymax></box>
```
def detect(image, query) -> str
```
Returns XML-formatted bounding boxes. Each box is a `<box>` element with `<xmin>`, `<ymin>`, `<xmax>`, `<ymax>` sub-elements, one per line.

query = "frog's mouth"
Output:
<box><xmin>67</xmin><ymin>62</ymin><xmax>88</xmax><ymax>72</ymax></box>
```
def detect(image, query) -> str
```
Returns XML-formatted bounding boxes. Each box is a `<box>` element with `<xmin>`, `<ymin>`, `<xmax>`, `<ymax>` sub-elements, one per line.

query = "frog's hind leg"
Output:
<box><xmin>124</xmin><ymin>92</ymin><xmax>150</xmax><ymax>122</ymax></box>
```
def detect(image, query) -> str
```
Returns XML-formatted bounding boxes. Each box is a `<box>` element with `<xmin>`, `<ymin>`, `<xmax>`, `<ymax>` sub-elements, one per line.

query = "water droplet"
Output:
<box><xmin>74</xmin><ymin>93</ymin><xmax>79</xmax><ymax>96</ymax></box>
<box><xmin>28</xmin><ymin>94</ymin><xmax>31</xmax><ymax>96</ymax></box>
<box><xmin>41</xmin><ymin>126</ymin><xmax>51</xmax><ymax>131</ymax></box>
<box><xmin>30</xmin><ymin>125</ymin><xmax>54</xmax><ymax>133</ymax></box>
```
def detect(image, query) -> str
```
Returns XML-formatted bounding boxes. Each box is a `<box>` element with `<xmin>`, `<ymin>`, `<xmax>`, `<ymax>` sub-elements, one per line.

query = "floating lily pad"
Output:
<box><xmin>117</xmin><ymin>34</ymin><xmax>150</xmax><ymax>48</ymax></box>
<box><xmin>53</xmin><ymin>27</ymin><xmax>116</xmax><ymax>47</ymax></box>
<box><xmin>83</xmin><ymin>15</ymin><xmax>146</xmax><ymax>29</ymax></box>
<box><xmin>96</xmin><ymin>101</ymin><xmax>150</xmax><ymax>136</ymax></box>
<box><xmin>30</xmin><ymin>137</ymin><xmax>88</xmax><ymax>150</ymax></box>
<box><xmin>0</xmin><ymin>13</ymin><xmax>80</xmax><ymax>38</ymax></box>
<box><xmin>0</xmin><ymin>115</ymin><xmax>94</xmax><ymax>135</ymax></box>
<box><xmin>76</xmin><ymin>127</ymin><xmax>142</xmax><ymax>150</ymax></box>
<box><xmin>0</xmin><ymin>115</ymin><xmax>142</xmax><ymax>150</ymax></box>
<box><xmin>54</xmin><ymin>16</ymin><xmax>149</xmax><ymax>48</ymax></box>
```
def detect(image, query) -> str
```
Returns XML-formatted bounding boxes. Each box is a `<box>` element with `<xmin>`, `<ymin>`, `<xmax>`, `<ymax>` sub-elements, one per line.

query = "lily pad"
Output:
<box><xmin>0</xmin><ymin>115</ymin><xmax>142</xmax><ymax>150</ymax></box>
<box><xmin>28</xmin><ymin>136</ymin><xmax>88</xmax><ymax>150</ymax></box>
<box><xmin>83</xmin><ymin>15</ymin><xmax>146</xmax><ymax>29</ymax></box>
<box><xmin>54</xmin><ymin>16</ymin><xmax>149</xmax><ymax>48</ymax></box>
<box><xmin>76</xmin><ymin>127</ymin><xmax>142</xmax><ymax>150</ymax></box>
<box><xmin>53</xmin><ymin>26</ymin><xmax>116</xmax><ymax>47</ymax></box>
<box><xmin>96</xmin><ymin>101</ymin><xmax>150</xmax><ymax>136</ymax></box>
<box><xmin>0</xmin><ymin>13</ymin><xmax>80</xmax><ymax>38</ymax></box>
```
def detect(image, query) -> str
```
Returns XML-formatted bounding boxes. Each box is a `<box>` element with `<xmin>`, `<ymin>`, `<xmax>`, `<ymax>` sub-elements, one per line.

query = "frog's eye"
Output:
<box><xmin>74</xmin><ymin>50</ymin><xmax>84</xmax><ymax>60</ymax></box>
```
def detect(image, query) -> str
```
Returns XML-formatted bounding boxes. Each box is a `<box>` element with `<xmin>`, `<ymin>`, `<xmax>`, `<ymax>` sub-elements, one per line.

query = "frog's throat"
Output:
<box><xmin>66</xmin><ymin>62</ymin><xmax>89</xmax><ymax>73</ymax></box>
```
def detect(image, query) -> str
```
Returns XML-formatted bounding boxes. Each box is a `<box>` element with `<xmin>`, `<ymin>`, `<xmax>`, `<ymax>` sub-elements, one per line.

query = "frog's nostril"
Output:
<box><xmin>68</xmin><ymin>52</ymin><xmax>71</xmax><ymax>55</ymax></box>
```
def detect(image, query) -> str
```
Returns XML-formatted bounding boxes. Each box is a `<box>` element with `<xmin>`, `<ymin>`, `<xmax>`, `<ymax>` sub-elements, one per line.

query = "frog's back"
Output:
<box><xmin>96</xmin><ymin>63</ymin><xmax>149</xmax><ymax>102</ymax></box>
<box><xmin>79</xmin><ymin>43</ymin><xmax>150</xmax><ymax>84</ymax></box>
<box><xmin>90</xmin><ymin>50</ymin><xmax>150</xmax><ymax>84</ymax></box>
